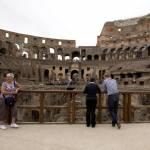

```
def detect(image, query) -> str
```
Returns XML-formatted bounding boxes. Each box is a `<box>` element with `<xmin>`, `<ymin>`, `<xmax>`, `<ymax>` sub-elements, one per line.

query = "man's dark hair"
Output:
<box><xmin>90</xmin><ymin>77</ymin><xmax>95</xmax><ymax>82</ymax></box>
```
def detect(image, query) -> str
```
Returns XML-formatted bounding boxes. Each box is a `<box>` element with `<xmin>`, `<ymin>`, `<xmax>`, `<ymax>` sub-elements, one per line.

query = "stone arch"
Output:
<box><xmin>101</xmin><ymin>48</ymin><xmax>108</xmax><ymax>61</ymax></box>
<box><xmin>40</xmin><ymin>46</ymin><xmax>48</xmax><ymax>60</ymax></box>
<box><xmin>33</xmin><ymin>46</ymin><xmax>39</xmax><ymax>59</ymax></box>
<box><xmin>49</xmin><ymin>48</ymin><xmax>55</xmax><ymax>54</ymax></box>
<box><xmin>15</xmin><ymin>43</ymin><xmax>20</xmax><ymax>50</ymax></box>
<box><xmin>109</xmin><ymin>48</ymin><xmax>115</xmax><ymax>60</ymax></box>
<box><xmin>81</xmin><ymin>49</ymin><xmax>86</xmax><ymax>56</ymax></box>
<box><xmin>58</xmin><ymin>73</ymin><xmax>63</xmax><ymax>81</ymax></box>
<box><xmin>49</xmin><ymin>48</ymin><xmax>55</xmax><ymax>60</ymax></box>
<box><xmin>57</xmin><ymin>48</ymin><xmax>63</xmax><ymax>54</ymax></box>
<box><xmin>22</xmin><ymin>51</ymin><xmax>29</xmax><ymax>58</ymax></box>
<box><xmin>57</xmin><ymin>55</ymin><xmax>63</xmax><ymax>61</ymax></box>
<box><xmin>65</xmin><ymin>54</ymin><xmax>70</xmax><ymax>60</ymax></box>
<box><xmin>72</xmin><ymin>51</ymin><xmax>80</xmax><ymax>60</ymax></box>
<box><xmin>71</xmin><ymin>70</ymin><xmax>79</xmax><ymax>79</ymax></box>
<box><xmin>94</xmin><ymin>54</ymin><xmax>99</xmax><ymax>60</ymax></box>
<box><xmin>87</xmin><ymin>55</ymin><xmax>92</xmax><ymax>60</ymax></box>
<box><xmin>71</xmin><ymin>70</ymin><xmax>79</xmax><ymax>80</ymax></box>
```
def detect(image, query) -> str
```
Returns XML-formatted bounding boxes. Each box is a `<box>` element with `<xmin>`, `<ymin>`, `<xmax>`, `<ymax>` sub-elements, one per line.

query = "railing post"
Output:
<box><xmin>71</xmin><ymin>93</ymin><xmax>76</xmax><ymax>124</ymax></box>
<box><xmin>128</xmin><ymin>93</ymin><xmax>132</xmax><ymax>123</ymax></box>
<box><xmin>68</xmin><ymin>92</ymin><xmax>72</xmax><ymax>124</ymax></box>
<box><xmin>97</xmin><ymin>94</ymin><xmax>102</xmax><ymax>123</ymax></box>
<box><xmin>39</xmin><ymin>92</ymin><xmax>44</xmax><ymax>123</ymax></box>
<box><xmin>123</xmin><ymin>93</ymin><xmax>129</xmax><ymax>123</ymax></box>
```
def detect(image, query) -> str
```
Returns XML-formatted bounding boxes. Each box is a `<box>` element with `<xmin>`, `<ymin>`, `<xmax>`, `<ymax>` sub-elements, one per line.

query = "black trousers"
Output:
<box><xmin>108</xmin><ymin>93</ymin><xmax>119</xmax><ymax>125</ymax></box>
<box><xmin>86</xmin><ymin>98</ymin><xmax>97</xmax><ymax>126</ymax></box>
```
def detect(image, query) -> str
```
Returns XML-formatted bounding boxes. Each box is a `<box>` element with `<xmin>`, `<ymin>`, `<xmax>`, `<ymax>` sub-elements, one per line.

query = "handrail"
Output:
<box><xmin>7</xmin><ymin>89</ymin><xmax>150</xmax><ymax>124</ymax></box>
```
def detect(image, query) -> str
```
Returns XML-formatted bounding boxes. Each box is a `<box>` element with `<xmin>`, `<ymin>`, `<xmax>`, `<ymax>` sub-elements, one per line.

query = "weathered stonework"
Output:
<box><xmin>0</xmin><ymin>14</ymin><xmax>150</xmax><ymax>123</ymax></box>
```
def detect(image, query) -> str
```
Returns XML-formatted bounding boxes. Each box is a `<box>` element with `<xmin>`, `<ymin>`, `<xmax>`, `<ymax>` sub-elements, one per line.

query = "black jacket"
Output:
<box><xmin>83</xmin><ymin>82</ymin><xmax>101</xmax><ymax>99</ymax></box>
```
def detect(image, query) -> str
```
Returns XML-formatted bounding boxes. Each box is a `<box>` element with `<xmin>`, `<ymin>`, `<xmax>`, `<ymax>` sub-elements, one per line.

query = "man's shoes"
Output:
<box><xmin>0</xmin><ymin>125</ymin><xmax>7</xmax><ymax>130</ymax></box>
<box><xmin>117</xmin><ymin>122</ymin><xmax>121</xmax><ymax>129</ymax></box>
<box><xmin>112</xmin><ymin>123</ymin><xmax>115</xmax><ymax>127</ymax></box>
<box><xmin>10</xmin><ymin>123</ymin><xmax>19</xmax><ymax>128</ymax></box>
<box><xmin>86</xmin><ymin>124</ymin><xmax>90</xmax><ymax>127</ymax></box>
<box><xmin>92</xmin><ymin>124</ymin><xmax>96</xmax><ymax>128</ymax></box>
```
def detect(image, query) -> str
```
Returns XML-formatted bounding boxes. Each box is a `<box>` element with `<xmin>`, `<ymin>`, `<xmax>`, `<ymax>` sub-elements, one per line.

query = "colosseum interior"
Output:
<box><xmin>0</xmin><ymin>14</ymin><xmax>150</xmax><ymax>123</ymax></box>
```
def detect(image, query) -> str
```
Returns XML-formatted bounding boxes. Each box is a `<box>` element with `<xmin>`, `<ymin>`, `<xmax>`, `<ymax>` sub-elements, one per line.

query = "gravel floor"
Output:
<box><xmin>0</xmin><ymin>124</ymin><xmax>150</xmax><ymax>150</ymax></box>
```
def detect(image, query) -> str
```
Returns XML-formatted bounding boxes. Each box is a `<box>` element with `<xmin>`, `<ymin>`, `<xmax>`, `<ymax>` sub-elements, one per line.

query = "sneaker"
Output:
<box><xmin>0</xmin><ymin>125</ymin><xmax>7</xmax><ymax>130</ymax></box>
<box><xmin>10</xmin><ymin>123</ymin><xmax>19</xmax><ymax>128</ymax></box>
<box><xmin>117</xmin><ymin>122</ymin><xmax>121</xmax><ymax>129</ymax></box>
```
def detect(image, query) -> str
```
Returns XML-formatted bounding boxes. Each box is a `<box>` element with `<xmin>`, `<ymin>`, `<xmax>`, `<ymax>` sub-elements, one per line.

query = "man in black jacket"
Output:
<box><xmin>83</xmin><ymin>78</ymin><xmax>101</xmax><ymax>127</ymax></box>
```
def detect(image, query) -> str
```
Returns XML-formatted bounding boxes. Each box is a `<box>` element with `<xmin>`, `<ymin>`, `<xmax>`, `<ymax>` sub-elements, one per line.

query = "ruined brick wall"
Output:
<box><xmin>0</xmin><ymin>14</ymin><xmax>150</xmax><ymax>86</ymax></box>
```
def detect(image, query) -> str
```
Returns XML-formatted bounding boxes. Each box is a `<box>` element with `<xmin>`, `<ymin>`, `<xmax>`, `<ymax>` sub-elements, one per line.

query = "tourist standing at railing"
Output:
<box><xmin>83</xmin><ymin>78</ymin><xmax>101</xmax><ymax>128</ymax></box>
<box><xmin>1</xmin><ymin>73</ymin><xmax>21</xmax><ymax>129</ymax></box>
<box><xmin>103</xmin><ymin>73</ymin><xmax>121</xmax><ymax>129</ymax></box>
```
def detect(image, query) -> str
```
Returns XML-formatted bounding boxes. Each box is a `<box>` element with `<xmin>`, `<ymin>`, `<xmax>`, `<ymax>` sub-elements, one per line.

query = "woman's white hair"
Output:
<box><xmin>6</xmin><ymin>73</ymin><xmax>14</xmax><ymax>78</ymax></box>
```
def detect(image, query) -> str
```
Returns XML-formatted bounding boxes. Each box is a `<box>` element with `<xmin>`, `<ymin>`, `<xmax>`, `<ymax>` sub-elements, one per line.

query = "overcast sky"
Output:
<box><xmin>0</xmin><ymin>0</ymin><xmax>149</xmax><ymax>46</ymax></box>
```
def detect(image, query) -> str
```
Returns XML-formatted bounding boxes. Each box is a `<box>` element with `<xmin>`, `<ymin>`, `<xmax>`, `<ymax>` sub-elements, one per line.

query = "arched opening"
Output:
<box><xmin>71</xmin><ymin>70</ymin><xmax>79</xmax><ymax>80</ymax></box>
<box><xmin>72</xmin><ymin>51</ymin><xmax>80</xmax><ymax>60</ymax></box>
<box><xmin>44</xmin><ymin>69</ymin><xmax>49</xmax><ymax>81</ymax></box>
<box><xmin>49</xmin><ymin>48</ymin><xmax>55</xmax><ymax>54</ymax></box>
<box><xmin>42</xmin><ymin>53</ymin><xmax>48</xmax><ymax>60</ymax></box>
<box><xmin>22</xmin><ymin>51</ymin><xmax>29</xmax><ymax>58</ymax></box>
<box><xmin>87</xmin><ymin>55</ymin><xmax>92</xmax><ymax>60</ymax></box>
<box><xmin>120</xmin><ymin>73</ymin><xmax>125</xmax><ymax>79</ymax></box>
<box><xmin>0</xmin><ymin>48</ymin><xmax>6</xmax><ymax>55</ymax></box>
<box><xmin>41</xmin><ymin>47</ymin><xmax>48</xmax><ymax>59</ymax></box>
<box><xmin>134</xmin><ymin>72</ymin><xmax>142</xmax><ymax>78</ymax></box>
<box><xmin>58</xmin><ymin>73</ymin><xmax>63</xmax><ymax>81</ymax></box>
<box><xmin>15</xmin><ymin>43</ymin><xmax>20</xmax><ymax>50</ymax></box>
<box><xmin>82</xmin><ymin>56</ymin><xmax>86</xmax><ymax>61</ymax></box>
<box><xmin>81</xmin><ymin>49</ymin><xmax>86</xmax><ymax>56</ymax></box>
<box><xmin>127</xmin><ymin>73</ymin><xmax>133</xmax><ymax>78</ymax></box>
<box><xmin>58</xmin><ymin>41</ymin><xmax>62</xmax><ymax>45</ymax></box>
<box><xmin>33</xmin><ymin>53</ymin><xmax>38</xmax><ymax>59</ymax></box>
<box><xmin>65</xmin><ymin>54</ymin><xmax>70</xmax><ymax>60</ymax></box>
<box><xmin>57</xmin><ymin>55</ymin><xmax>63</xmax><ymax>61</ymax></box>
<box><xmin>33</xmin><ymin>46</ymin><xmax>39</xmax><ymax>58</ymax></box>
<box><xmin>24</xmin><ymin>37</ymin><xmax>28</xmax><ymax>44</ymax></box>
<box><xmin>57</xmin><ymin>48</ymin><xmax>63</xmax><ymax>54</ymax></box>
<box><xmin>136</xmin><ymin>51</ymin><xmax>142</xmax><ymax>58</ymax></box>
<box><xmin>73</xmin><ymin>57</ymin><xmax>80</xmax><ymax>62</ymax></box>
<box><xmin>94</xmin><ymin>55</ymin><xmax>99</xmax><ymax>60</ymax></box>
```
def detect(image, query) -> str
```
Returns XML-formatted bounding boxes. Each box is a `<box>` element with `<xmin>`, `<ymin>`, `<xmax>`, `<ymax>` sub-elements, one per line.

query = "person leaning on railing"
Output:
<box><xmin>102</xmin><ymin>73</ymin><xmax>121</xmax><ymax>129</ymax></box>
<box><xmin>0</xmin><ymin>73</ymin><xmax>21</xmax><ymax>129</ymax></box>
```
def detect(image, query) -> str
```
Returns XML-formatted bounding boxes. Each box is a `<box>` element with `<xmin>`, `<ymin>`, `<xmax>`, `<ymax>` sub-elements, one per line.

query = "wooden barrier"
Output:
<box><xmin>13</xmin><ymin>89</ymin><xmax>150</xmax><ymax>124</ymax></box>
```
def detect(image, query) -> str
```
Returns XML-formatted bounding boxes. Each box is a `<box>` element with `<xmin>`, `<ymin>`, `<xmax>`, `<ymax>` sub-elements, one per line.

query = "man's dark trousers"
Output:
<box><xmin>108</xmin><ymin>93</ymin><xmax>119</xmax><ymax>125</ymax></box>
<box><xmin>86</xmin><ymin>97</ymin><xmax>97</xmax><ymax>127</ymax></box>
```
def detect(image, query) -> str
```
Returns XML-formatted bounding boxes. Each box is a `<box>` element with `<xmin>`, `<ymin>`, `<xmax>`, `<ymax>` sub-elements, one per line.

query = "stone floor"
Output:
<box><xmin>0</xmin><ymin>124</ymin><xmax>150</xmax><ymax>150</ymax></box>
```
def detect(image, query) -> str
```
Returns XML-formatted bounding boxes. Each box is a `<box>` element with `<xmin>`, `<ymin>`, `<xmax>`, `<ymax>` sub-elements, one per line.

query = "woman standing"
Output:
<box><xmin>1</xmin><ymin>73</ymin><xmax>20</xmax><ymax>129</ymax></box>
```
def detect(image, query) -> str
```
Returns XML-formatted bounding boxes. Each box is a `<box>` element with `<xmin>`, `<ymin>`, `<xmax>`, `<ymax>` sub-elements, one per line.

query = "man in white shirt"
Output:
<box><xmin>103</xmin><ymin>74</ymin><xmax>121</xmax><ymax>129</ymax></box>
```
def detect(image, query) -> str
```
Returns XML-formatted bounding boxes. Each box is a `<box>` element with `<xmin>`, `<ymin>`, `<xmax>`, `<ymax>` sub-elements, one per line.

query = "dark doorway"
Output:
<box><xmin>81</xmin><ymin>69</ymin><xmax>84</xmax><ymax>79</ymax></box>
<box><xmin>44</xmin><ymin>69</ymin><xmax>49</xmax><ymax>81</ymax></box>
